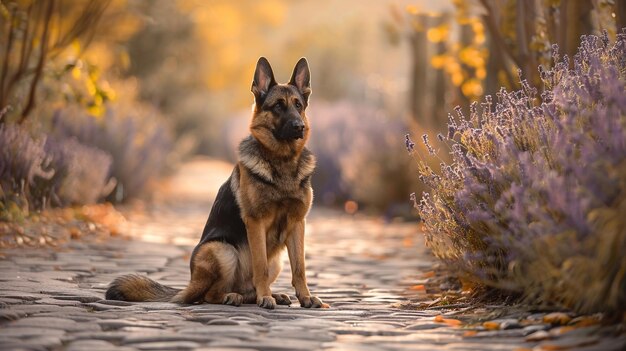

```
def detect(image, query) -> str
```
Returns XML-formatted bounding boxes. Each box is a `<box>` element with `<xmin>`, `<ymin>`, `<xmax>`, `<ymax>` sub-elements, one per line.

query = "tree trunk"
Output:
<box><xmin>480</xmin><ymin>0</ymin><xmax>517</xmax><ymax>91</ymax></box>
<box><xmin>617</xmin><ymin>0</ymin><xmax>626</xmax><ymax>33</ymax></box>
<box><xmin>432</xmin><ymin>40</ymin><xmax>446</xmax><ymax>128</ymax></box>
<box><xmin>454</xmin><ymin>23</ymin><xmax>472</xmax><ymax>113</ymax></box>
<box><xmin>409</xmin><ymin>15</ymin><xmax>428</xmax><ymax>126</ymax></box>
<box><xmin>516</xmin><ymin>0</ymin><xmax>539</xmax><ymax>85</ymax></box>
<box><xmin>559</xmin><ymin>0</ymin><xmax>594</xmax><ymax>58</ymax></box>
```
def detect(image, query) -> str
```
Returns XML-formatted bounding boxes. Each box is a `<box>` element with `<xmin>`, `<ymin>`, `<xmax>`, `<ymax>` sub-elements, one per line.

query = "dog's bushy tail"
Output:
<box><xmin>105</xmin><ymin>274</ymin><xmax>180</xmax><ymax>302</ymax></box>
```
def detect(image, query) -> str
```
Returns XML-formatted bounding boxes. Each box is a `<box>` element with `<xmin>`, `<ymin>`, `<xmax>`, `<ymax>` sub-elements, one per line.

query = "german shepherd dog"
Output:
<box><xmin>105</xmin><ymin>57</ymin><xmax>324</xmax><ymax>309</ymax></box>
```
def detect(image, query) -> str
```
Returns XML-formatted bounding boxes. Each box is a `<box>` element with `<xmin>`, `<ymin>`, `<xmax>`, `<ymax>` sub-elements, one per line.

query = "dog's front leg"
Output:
<box><xmin>245</xmin><ymin>217</ymin><xmax>276</xmax><ymax>309</ymax></box>
<box><xmin>286</xmin><ymin>220</ymin><xmax>323</xmax><ymax>308</ymax></box>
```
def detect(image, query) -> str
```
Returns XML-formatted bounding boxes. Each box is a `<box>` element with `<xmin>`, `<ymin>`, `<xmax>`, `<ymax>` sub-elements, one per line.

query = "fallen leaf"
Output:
<box><xmin>442</xmin><ymin>318</ymin><xmax>462</xmax><ymax>326</ymax></box>
<box><xmin>570</xmin><ymin>315</ymin><xmax>601</xmax><ymax>327</ymax></box>
<box><xmin>434</xmin><ymin>315</ymin><xmax>444</xmax><ymax>322</ymax></box>
<box><xmin>483</xmin><ymin>321</ymin><xmax>500</xmax><ymax>330</ymax></box>
<box><xmin>549</xmin><ymin>326</ymin><xmax>575</xmax><ymax>336</ymax></box>
<box><xmin>543</xmin><ymin>312</ymin><xmax>571</xmax><ymax>325</ymax></box>
<box><xmin>463</xmin><ymin>330</ymin><xmax>478</xmax><ymax>337</ymax></box>
<box><xmin>422</xmin><ymin>271</ymin><xmax>436</xmax><ymax>278</ymax></box>
<box><xmin>409</xmin><ymin>284</ymin><xmax>426</xmax><ymax>291</ymax></box>
<box><xmin>402</xmin><ymin>237</ymin><xmax>413</xmax><ymax>247</ymax></box>
<box><xmin>526</xmin><ymin>330</ymin><xmax>552</xmax><ymax>342</ymax></box>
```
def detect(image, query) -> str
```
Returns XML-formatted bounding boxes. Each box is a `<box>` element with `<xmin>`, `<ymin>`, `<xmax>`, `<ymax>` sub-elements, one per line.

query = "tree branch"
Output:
<box><xmin>478</xmin><ymin>0</ymin><xmax>519</xmax><ymax>89</ymax></box>
<box><xmin>19</xmin><ymin>0</ymin><xmax>54</xmax><ymax>123</ymax></box>
<box><xmin>0</xmin><ymin>5</ymin><xmax>17</xmax><ymax>109</ymax></box>
<box><xmin>4</xmin><ymin>3</ymin><xmax>33</xmax><ymax>107</ymax></box>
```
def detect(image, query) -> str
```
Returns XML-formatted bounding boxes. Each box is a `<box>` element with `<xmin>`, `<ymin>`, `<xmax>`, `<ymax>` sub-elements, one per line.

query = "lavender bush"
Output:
<box><xmin>40</xmin><ymin>137</ymin><xmax>114</xmax><ymax>206</ymax></box>
<box><xmin>51</xmin><ymin>104</ymin><xmax>172</xmax><ymax>202</ymax></box>
<box><xmin>0</xmin><ymin>118</ymin><xmax>114</xmax><ymax>217</ymax></box>
<box><xmin>307</xmin><ymin>101</ymin><xmax>415</xmax><ymax>210</ymax></box>
<box><xmin>0</xmin><ymin>119</ymin><xmax>52</xmax><ymax>215</ymax></box>
<box><xmin>411</xmin><ymin>32</ymin><xmax>626</xmax><ymax>313</ymax></box>
<box><xmin>1</xmin><ymin>100</ymin><xmax>170</xmax><ymax>217</ymax></box>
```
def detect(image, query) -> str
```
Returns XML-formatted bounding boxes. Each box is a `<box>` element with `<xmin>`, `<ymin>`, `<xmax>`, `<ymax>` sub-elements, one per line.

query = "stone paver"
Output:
<box><xmin>1</xmin><ymin>158</ymin><xmax>625</xmax><ymax>351</ymax></box>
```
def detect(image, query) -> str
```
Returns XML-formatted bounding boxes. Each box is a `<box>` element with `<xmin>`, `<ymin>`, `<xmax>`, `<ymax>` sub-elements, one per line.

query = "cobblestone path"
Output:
<box><xmin>1</xmin><ymin>159</ymin><xmax>624</xmax><ymax>350</ymax></box>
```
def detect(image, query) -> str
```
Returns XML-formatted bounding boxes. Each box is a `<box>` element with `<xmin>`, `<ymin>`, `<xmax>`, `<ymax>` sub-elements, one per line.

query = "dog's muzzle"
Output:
<box><xmin>278</xmin><ymin>119</ymin><xmax>305</xmax><ymax>140</ymax></box>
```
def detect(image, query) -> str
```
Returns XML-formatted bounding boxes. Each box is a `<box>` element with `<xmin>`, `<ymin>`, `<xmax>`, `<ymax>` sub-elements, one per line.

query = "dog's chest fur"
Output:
<box><xmin>233</xmin><ymin>136</ymin><xmax>315</xmax><ymax>239</ymax></box>
<box><xmin>238</xmin><ymin>137</ymin><xmax>314</xmax><ymax>190</ymax></box>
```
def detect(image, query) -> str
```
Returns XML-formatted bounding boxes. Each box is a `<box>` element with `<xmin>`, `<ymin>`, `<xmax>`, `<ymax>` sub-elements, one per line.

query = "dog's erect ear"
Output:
<box><xmin>289</xmin><ymin>58</ymin><xmax>311</xmax><ymax>102</ymax></box>
<box><xmin>252</xmin><ymin>57</ymin><xmax>277</xmax><ymax>103</ymax></box>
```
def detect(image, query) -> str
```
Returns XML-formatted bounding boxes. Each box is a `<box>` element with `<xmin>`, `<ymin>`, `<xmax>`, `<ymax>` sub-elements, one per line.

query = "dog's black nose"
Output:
<box><xmin>291</xmin><ymin>119</ymin><xmax>305</xmax><ymax>132</ymax></box>
<box><xmin>278</xmin><ymin>119</ymin><xmax>305</xmax><ymax>140</ymax></box>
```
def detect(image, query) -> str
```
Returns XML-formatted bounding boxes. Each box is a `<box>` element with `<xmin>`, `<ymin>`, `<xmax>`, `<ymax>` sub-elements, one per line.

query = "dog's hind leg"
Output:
<box><xmin>222</xmin><ymin>292</ymin><xmax>244</xmax><ymax>306</ymax></box>
<box><xmin>171</xmin><ymin>242</ymin><xmax>237</xmax><ymax>304</ymax></box>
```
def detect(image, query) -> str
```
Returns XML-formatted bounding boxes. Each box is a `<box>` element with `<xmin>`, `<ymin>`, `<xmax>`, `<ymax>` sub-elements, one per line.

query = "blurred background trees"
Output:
<box><xmin>0</xmin><ymin>0</ymin><xmax>111</xmax><ymax>123</ymax></box>
<box><xmin>388</xmin><ymin>0</ymin><xmax>621</xmax><ymax>129</ymax></box>
<box><xmin>1</xmin><ymin>0</ymin><xmax>624</xmax><ymax>217</ymax></box>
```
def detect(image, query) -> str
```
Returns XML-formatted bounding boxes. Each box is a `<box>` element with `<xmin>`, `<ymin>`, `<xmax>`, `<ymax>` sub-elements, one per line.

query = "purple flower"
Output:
<box><xmin>405</xmin><ymin>133</ymin><xmax>415</xmax><ymax>153</ymax></box>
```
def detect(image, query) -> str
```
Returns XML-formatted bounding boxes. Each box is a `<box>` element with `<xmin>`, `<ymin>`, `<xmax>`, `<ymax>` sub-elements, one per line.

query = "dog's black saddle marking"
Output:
<box><xmin>195</xmin><ymin>175</ymin><xmax>248</xmax><ymax>252</ymax></box>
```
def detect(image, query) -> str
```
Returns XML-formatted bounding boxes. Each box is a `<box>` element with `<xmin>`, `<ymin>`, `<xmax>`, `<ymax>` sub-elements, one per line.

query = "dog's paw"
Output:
<box><xmin>257</xmin><ymin>295</ymin><xmax>276</xmax><ymax>309</ymax></box>
<box><xmin>223</xmin><ymin>293</ymin><xmax>243</xmax><ymax>306</ymax></box>
<box><xmin>272</xmin><ymin>293</ymin><xmax>292</xmax><ymax>306</ymax></box>
<box><xmin>298</xmin><ymin>295</ymin><xmax>323</xmax><ymax>308</ymax></box>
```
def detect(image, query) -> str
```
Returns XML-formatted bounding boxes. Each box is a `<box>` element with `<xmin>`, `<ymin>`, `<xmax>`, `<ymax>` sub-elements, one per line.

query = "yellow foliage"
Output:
<box><xmin>410</xmin><ymin>0</ymin><xmax>488</xmax><ymax>101</ymax></box>
<box><xmin>461</xmin><ymin>78</ymin><xmax>483</xmax><ymax>97</ymax></box>
<box><xmin>71</xmin><ymin>66</ymin><xmax>82</xmax><ymax>80</ymax></box>
<box><xmin>427</xmin><ymin>24</ymin><xmax>449</xmax><ymax>43</ymax></box>
<box><xmin>459</xmin><ymin>47</ymin><xmax>484</xmax><ymax>67</ymax></box>
<box><xmin>474</xmin><ymin>32</ymin><xmax>486</xmax><ymax>45</ymax></box>
<box><xmin>406</xmin><ymin>5</ymin><xmax>420</xmax><ymax>15</ymax></box>
<box><xmin>444</xmin><ymin>60</ymin><xmax>461</xmax><ymax>75</ymax></box>
<box><xmin>430</xmin><ymin>54</ymin><xmax>447</xmax><ymax>69</ymax></box>
<box><xmin>100</xmin><ymin>81</ymin><xmax>116</xmax><ymax>102</ymax></box>
<box><xmin>457</xmin><ymin>17</ymin><xmax>472</xmax><ymax>26</ymax></box>
<box><xmin>471</xmin><ymin>20</ymin><xmax>486</xmax><ymax>44</ymax></box>
<box><xmin>476</xmin><ymin>67</ymin><xmax>486</xmax><ymax>79</ymax></box>
<box><xmin>87</xmin><ymin>103</ymin><xmax>105</xmax><ymax>117</ymax></box>
<box><xmin>71</xmin><ymin>40</ymin><xmax>82</xmax><ymax>56</ymax></box>
<box><xmin>83</xmin><ymin>44</ymin><xmax>115</xmax><ymax>71</ymax></box>
<box><xmin>85</xmin><ymin>78</ymin><xmax>97</xmax><ymax>96</ymax></box>
<box><xmin>451</xmin><ymin>71</ymin><xmax>464</xmax><ymax>86</ymax></box>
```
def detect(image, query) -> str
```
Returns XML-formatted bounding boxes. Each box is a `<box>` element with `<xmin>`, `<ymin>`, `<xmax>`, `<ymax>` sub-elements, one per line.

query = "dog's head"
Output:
<box><xmin>249</xmin><ymin>57</ymin><xmax>311</xmax><ymax>154</ymax></box>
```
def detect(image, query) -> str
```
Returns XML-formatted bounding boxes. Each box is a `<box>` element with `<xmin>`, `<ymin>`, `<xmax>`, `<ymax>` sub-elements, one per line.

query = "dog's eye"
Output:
<box><xmin>273</xmin><ymin>102</ymin><xmax>284</xmax><ymax>112</ymax></box>
<box><xmin>294</xmin><ymin>101</ymin><xmax>302</xmax><ymax>110</ymax></box>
